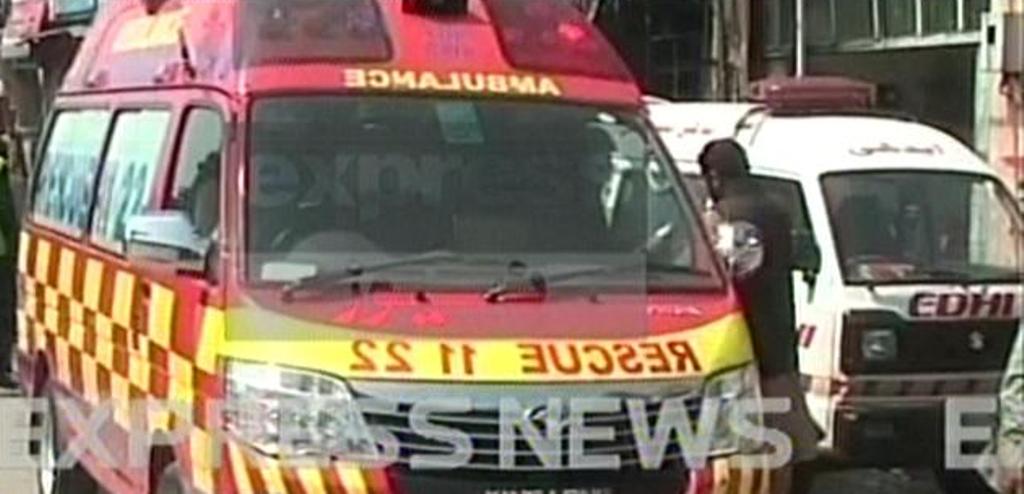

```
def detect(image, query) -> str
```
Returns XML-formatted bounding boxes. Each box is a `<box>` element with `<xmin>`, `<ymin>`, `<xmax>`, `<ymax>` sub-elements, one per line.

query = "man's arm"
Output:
<box><xmin>997</xmin><ymin>326</ymin><xmax>1024</xmax><ymax>493</ymax></box>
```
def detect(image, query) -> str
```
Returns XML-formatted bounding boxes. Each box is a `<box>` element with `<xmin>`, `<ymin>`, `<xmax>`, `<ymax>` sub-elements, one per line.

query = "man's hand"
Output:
<box><xmin>999</xmin><ymin>458</ymin><xmax>1024</xmax><ymax>494</ymax></box>
<box><xmin>1000</xmin><ymin>473</ymin><xmax>1023</xmax><ymax>494</ymax></box>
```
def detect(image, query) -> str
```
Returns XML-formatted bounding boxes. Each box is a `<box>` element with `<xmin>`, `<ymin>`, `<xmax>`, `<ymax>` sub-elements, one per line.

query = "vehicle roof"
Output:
<box><xmin>744</xmin><ymin>115</ymin><xmax>991</xmax><ymax>177</ymax></box>
<box><xmin>61</xmin><ymin>0</ymin><xmax>641</xmax><ymax>106</ymax></box>
<box><xmin>650</xmin><ymin>101</ymin><xmax>995</xmax><ymax>179</ymax></box>
<box><xmin>646</xmin><ymin>102</ymin><xmax>762</xmax><ymax>170</ymax></box>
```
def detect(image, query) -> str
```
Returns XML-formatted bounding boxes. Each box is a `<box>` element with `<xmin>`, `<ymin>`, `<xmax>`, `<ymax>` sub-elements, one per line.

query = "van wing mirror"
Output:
<box><xmin>715</xmin><ymin>221</ymin><xmax>764</xmax><ymax>280</ymax></box>
<box><xmin>125</xmin><ymin>211</ymin><xmax>210</xmax><ymax>273</ymax></box>
<box><xmin>793</xmin><ymin>231</ymin><xmax>822</xmax><ymax>275</ymax></box>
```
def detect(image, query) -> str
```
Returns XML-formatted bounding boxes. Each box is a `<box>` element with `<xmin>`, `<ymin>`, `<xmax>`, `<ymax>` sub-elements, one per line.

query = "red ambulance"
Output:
<box><xmin>17</xmin><ymin>1</ymin><xmax>767</xmax><ymax>493</ymax></box>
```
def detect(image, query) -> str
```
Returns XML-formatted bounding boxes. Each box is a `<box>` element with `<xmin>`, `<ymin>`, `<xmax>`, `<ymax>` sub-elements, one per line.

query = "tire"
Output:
<box><xmin>156</xmin><ymin>463</ymin><xmax>195</xmax><ymax>494</ymax></box>
<box><xmin>35</xmin><ymin>391</ymin><xmax>100</xmax><ymax>494</ymax></box>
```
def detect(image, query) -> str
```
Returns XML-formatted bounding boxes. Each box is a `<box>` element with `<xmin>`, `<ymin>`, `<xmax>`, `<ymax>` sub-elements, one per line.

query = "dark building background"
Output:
<box><xmin>594</xmin><ymin>0</ymin><xmax>716</xmax><ymax>99</ymax></box>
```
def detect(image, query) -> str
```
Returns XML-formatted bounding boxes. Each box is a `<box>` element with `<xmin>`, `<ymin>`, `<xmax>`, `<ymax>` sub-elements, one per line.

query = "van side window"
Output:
<box><xmin>169</xmin><ymin>108</ymin><xmax>223</xmax><ymax>239</ymax></box>
<box><xmin>32</xmin><ymin>110</ymin><xmax>112</xmax><ymax>235</ymax></box>
<box><xmin>91</xmin><ymin>110</ymin><xmax>172</xmax><ymax>250</ymax></box>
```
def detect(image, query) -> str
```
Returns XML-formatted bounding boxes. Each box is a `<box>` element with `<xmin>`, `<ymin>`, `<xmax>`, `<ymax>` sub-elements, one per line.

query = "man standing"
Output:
<box><xmin>698</xmin><ymin>139</ymin><xmax>820</xmax><ymax>494</ymax></box>
<box><xmin>0</xmin><ymin>148</ymin><xmax>17</xmax><ymax>390</ymax></box>
<box><xmin>982</xmin><ymin>325</ymin><xmax>1024</xmax><ymax>494</ymax></box>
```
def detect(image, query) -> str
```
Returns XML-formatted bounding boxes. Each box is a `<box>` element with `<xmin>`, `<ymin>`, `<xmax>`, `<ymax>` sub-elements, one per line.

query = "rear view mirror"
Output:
<box><xmin>125</xmin><ymin>211</ymin><xmax>210</xmax><ymax>274</ymax></box>
<box><xmin>715</xmin><ymin>221</ymin><xmax>764</xmax><ymax>280</ymax></box>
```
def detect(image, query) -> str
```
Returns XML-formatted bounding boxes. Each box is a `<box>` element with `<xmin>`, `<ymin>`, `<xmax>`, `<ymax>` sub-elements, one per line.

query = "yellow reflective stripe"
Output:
<box><xmin>149</xmin><ymin>284</ymin><xmax>175</xmax><ymax>348</ymax></box>
<box><xmin>57</xmin><ymin>247</ymin><xmax>75</xmax><ymax>294</ymax></box>
<box><xmin>83</xmin><ymin>259</ymin><xmax>104</xmax><ymax>312</ymax></box>
<box><xmin>17</xmin><ymin>231</ymin><xmax>30</xmax><ymax>273</ymax></box>
<box><xmin>189</xmin><ymin>430</ymin><xmax>216</xmax><ymax>494</ymax></box>
<box><xmin>297</xmin><ymin>467</ymin><xmax>328</xmax><ymax>494</ymax></box>
<box><xmin>34</xmin><ymin>239</ymin><xmax>50</xmax><ymax>281</ymax></box>
<box><xmin>112</xmin><ymin>271</ymin><xmax>136</xmax><ymax>328</ymax></box>
<box><xmin>337</xmin><ymin>466</ymin><xmax>368</xmax><ymax>494</ymax></box>
<box><xmin>259</xmin><ymin>459</ymin><xmax>288</xmax><ymax>494</ymax></box>
<box><xmin>227</xmin><ymin>443</ymin><xmax>255</xmax><ymax>494</ymax></box>
<box><xmin>222</xmin><ymin>313</ymin><xmax>751</xmax><ymax>383</ymax></box>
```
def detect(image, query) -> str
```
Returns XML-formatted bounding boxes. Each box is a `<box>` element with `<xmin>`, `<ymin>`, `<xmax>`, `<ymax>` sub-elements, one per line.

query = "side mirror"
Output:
<box><xmin>125</xmin><ymin>211</ymin><xmax>210</xmax><ymax>274</ymax></box>
<box><xmin>715</xmin><ymin>221</ymin><xmax>764</xmax><ymax>280</ymax></box>
<box><xmin>793</xmin><ymin>231</ymin><xmax>822</xmax><ymax>279</ymax></box>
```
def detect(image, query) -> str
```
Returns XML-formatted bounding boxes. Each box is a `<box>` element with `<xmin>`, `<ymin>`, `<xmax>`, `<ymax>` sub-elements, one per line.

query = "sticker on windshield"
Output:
<box><xmin>436</xmin><ymin>102</ymin><xmax>484</xmax><ymax>145</ymax></box>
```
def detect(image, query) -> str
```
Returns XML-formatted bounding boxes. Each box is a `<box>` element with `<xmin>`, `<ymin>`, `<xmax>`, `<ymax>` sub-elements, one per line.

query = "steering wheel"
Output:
<box><xmin>270</xmin><ymin>227</ymin><xmax>302</xmax><ymax>252</ymax></box>
<box><xmin>269</xmin><ymin>202</ymin><xmax>332</xmax><ymax>252</ymax></box>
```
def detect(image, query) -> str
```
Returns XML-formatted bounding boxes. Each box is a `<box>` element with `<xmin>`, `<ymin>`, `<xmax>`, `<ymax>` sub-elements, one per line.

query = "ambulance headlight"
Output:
<box><xmin>224</xmin><ymin>361</ymin><xmax>378</xmax><ymax>460</ymax></box>
<box><xmin>701</xmin><ymin>364</ymin><xmax>761</xmax><ymax>457</ymax></box>
<box><xmin>861</xmin><ymin>329</ymin><xmax>898</xmax><ymax>361</ymax></box>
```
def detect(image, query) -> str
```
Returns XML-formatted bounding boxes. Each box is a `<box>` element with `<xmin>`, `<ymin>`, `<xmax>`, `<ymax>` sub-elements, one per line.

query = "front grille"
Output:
<box><xmin>843</xmin><ymin>312</ymin><xmax>1020</xmax><ymax>375</ymax></box>
<box><xmin>361</xmin><ymin>394</ymin><xmax>704</xmax><ymax>472</ymax></box>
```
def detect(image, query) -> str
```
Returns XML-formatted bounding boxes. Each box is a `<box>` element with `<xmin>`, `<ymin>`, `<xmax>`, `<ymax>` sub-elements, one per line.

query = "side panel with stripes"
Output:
<box><xmin>17</xmin><ymin>228</ymin><xmax>225</xmax><ymax>493</ymax></box>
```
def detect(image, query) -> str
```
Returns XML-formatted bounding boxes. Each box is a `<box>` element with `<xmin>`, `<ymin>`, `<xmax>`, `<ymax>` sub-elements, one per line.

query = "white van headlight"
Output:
<box><xmin>701</xmin><ymin>364</ymin><xmax>761</xmax><ymax>456</ymax></box>
<box><xmin>224</xmin><ymin>360</ymin><xmax>378</xmax><ymax>459</ymax></box>
<box><xmin>861</xmin><ymin>329</ymin><xmax>898</xmax><ymax>361</ymax></box>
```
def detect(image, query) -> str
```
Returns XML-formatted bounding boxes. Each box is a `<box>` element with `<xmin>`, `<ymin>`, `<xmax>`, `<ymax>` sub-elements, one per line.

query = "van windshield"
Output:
<box><xmin>822</xmin><ymin>171</ymin><xmax>1023</xmax><ymax>284</ymax></box>
<box><xmin>247</xmin><ymin>96</ymin><xmax>719</xmax><ymax>291</ymax></box>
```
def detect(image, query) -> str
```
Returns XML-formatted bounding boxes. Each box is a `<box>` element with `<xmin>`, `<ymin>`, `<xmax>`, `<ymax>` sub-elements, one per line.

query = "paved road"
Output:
<box><xmin>1</xmin><ymin>396</ymin><xmax>36</xmax><ymax>494</ymax></box>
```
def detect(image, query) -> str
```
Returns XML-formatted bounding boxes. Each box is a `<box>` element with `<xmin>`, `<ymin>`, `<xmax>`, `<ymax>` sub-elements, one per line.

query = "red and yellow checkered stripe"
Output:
<box><xmin>17</xmin><ymin>230</ymin><xmax>228</xmax><ymax>492</ymax></box>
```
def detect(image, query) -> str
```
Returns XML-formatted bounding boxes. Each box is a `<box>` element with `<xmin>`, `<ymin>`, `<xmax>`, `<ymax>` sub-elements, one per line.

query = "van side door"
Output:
<box><xmin>123</xmin><ymin>96</ymin><xmax>229</xmax><ymax>494</ymax></box>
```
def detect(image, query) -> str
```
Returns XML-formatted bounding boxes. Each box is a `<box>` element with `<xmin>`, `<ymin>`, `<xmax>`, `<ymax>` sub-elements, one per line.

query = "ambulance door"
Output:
<box><xmin>130</xmin><ymin>93</ymin><xmax>229</xmax><ymax>494</ymax></box>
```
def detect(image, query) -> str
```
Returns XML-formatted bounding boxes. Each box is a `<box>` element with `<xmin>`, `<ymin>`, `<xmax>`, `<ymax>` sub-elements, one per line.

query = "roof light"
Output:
<box><xmin>750</xmin><ymin>76</ymin><xmax>876</xmax><ymax>111</ymax></box>
<box><xmin>486</xmin><ymin>0</ymin><xmax>633</xmax><ymax>82</ymax></box>
<box><xmin>241</xmin><ymin>0</ymin><xmax>391</xmax><ymax>66</ymax></box>
<box><xmin>402</xmin><ymin>0</ymin><xmax>469</xmax><ymax>15</ymax></box>
<box><xmin>557</xmin><ymin>22</ymin><xmax>587</xmax><ymax>43</ymax></box>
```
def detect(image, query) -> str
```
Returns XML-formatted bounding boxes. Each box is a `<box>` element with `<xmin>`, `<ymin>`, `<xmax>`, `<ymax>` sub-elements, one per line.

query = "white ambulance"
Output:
<box><xmin>649</xmin><ymin>78</ymin><xmax>1024</xmax><ymax>466</ymax></box>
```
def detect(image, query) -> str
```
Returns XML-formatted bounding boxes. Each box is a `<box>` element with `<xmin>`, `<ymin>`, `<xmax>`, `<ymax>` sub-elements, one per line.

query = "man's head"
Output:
<box><xmin>698</xmin><ymin>139</ymin><xmax>750</xmax><ymax>201</ymax></box>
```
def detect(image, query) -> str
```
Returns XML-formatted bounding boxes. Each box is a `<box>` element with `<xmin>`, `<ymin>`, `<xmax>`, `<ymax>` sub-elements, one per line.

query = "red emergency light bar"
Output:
<box><xmin>487</xmin><ymin>0</ymin><xmax>633</xmax><ymax>82</ymax></box>
<box><xmin>750</xmin><ymin>76</ymin><xmax>876</xmax><ymax>111</ymax></box>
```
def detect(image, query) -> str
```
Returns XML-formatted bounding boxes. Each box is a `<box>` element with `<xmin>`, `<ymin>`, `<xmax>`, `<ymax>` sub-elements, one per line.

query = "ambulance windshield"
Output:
<box><xmin>823</xmin><ymin>171</ymin><xmax>1023</xmax><ymax>284</ymax></box>
<box><xmin>247</xmin><ymin>96</ymin><xmax>718</xmax><ymax>290</ymax></box>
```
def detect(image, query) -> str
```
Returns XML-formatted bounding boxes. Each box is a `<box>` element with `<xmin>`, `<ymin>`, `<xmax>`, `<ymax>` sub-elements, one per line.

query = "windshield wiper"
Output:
<box><xmin>280</xmin><ymin>251</ymin><xmax>460</xmax><ymax>302</ymax></box>
<box><xmin>918</xmin><ymin>267</ymin><xmax>974</xmax><ymax>282</ymax></box>
<box><xmin>482</xmin><ymin>225</ymin><xmax>706</xmax><ymax>302</ymax></box>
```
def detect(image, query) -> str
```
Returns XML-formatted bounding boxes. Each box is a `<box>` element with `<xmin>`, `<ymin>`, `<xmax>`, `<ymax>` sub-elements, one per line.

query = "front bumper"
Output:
<box><xmin>832</xmin><ymin>401</ymin><xmax>995</xmax><ymax>467</ymax></box>
<box><xmin>209</xmin><ymin>442</ymin><xmax>769</xmax><ymax>494</ymax></box>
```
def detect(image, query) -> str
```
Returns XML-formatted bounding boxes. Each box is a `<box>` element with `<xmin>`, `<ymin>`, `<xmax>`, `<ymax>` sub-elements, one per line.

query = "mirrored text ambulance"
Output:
<box><xmin>649</xmin><ymin>78</ymin><xmax>1023</xmax><ymax>466</ymax></box>
<box><xmin>16</xmin><ymin>1</ymin><xmax>769</xmax><ymax>493</ymax></box>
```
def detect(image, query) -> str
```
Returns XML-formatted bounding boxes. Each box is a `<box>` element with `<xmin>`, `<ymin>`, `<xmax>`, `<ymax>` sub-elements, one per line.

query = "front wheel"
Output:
<box><xmin>35</xmin><ymin>392</ymin><xmax>99</xmax><ymax>494</ymax></box>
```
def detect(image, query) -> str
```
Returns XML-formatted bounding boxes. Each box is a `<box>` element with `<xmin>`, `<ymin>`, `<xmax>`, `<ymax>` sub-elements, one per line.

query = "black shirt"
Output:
<box><xmin>0</xmin><ymin>166</ymin><xmax>17</xmax><ymax>264</ymax></box>
<box><xmin>716</xmin><ymin>179</ymin><xmax>798</xmax><ymax>377</ymax></box>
